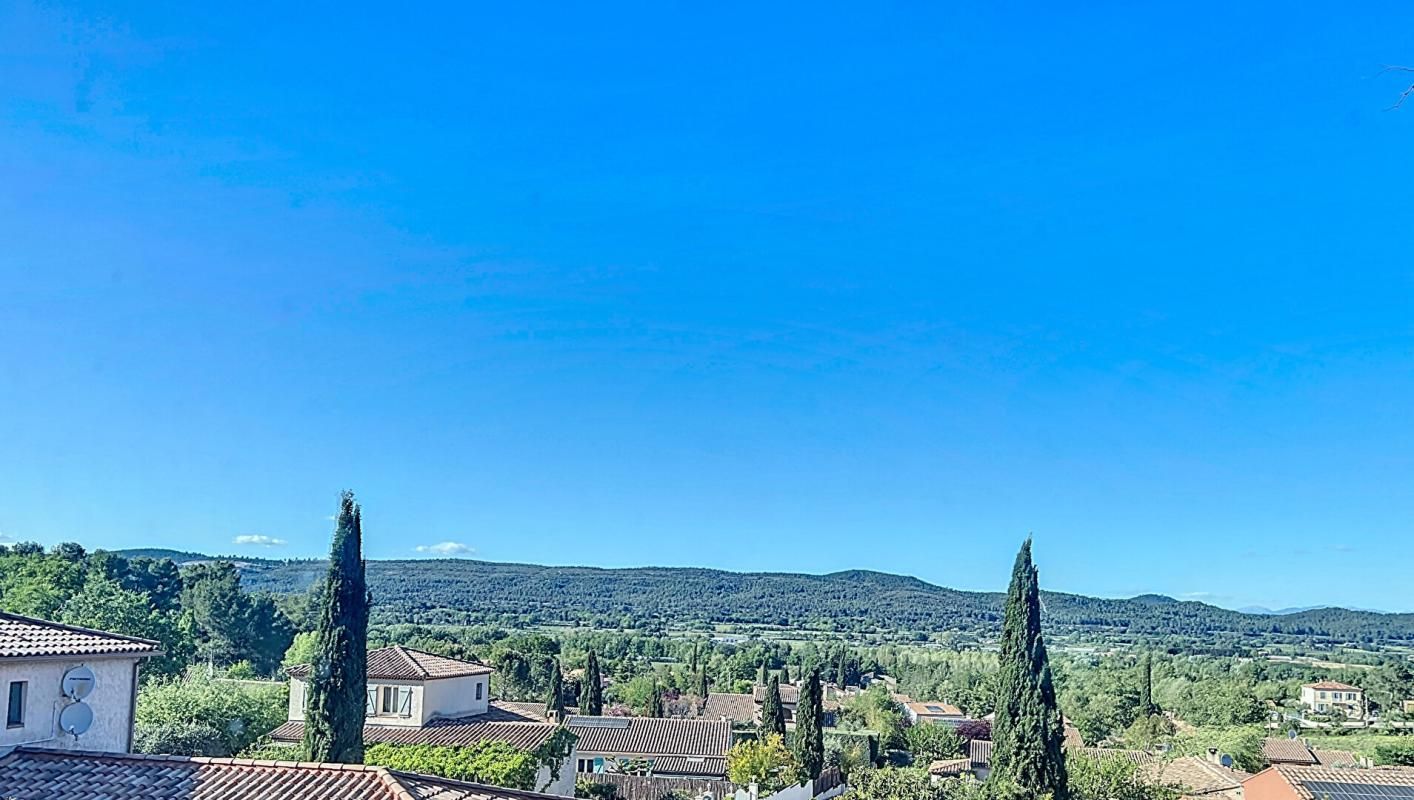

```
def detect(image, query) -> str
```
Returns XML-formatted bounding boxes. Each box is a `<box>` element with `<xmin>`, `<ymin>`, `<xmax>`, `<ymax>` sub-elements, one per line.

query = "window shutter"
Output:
<box><xmin>399</xmin><ymin>688</ymin><xmax>413</xmax><ymax>717</ymax></box>
<box><xmin>366</xmin><ymin>689</ymin><xmax>377</xmax><ymax>717</ymax></box>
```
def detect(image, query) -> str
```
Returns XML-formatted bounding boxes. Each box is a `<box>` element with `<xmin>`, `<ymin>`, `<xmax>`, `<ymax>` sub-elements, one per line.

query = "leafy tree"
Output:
<box><xmin>1067</xmin><ymin>753</ymin><xmax>1178</xmax><ymax>800</ymax></box>
<box><xmin>365</xmin><ymin>742</ymin><xmax>540</xmax><ymax>789</ymax></box>
<box><xmin>303</xmin><ymin>491</ymin><xmax>370</xmax><ymax>764</ymax></box>
<box><xmin>547</xmin><ymin>659</ymin><xmax>566</xmax><ymax>718</ymax></box>
<box><xmin>1122</xmin><ymin>714</ymin><xmax>1176</xmax><ymax>751</ymax></box>
<box><xmin>727</xmin><ymin>734</ymin><xmax>798</xmax><ymax>792</ymax></box>
<box><xmin>135</xmin><ymin>671</ymin><xmax>288</xmax><ymax>756</ymax></box>
<box><xmin>1172</xmin><ymin>726</ymin><xmax>1265</xmax><ymax>773</ymax></box>
<box><xmin>904</xmin><ymin>723</ymin><xmax>964</xmax><ymax>761</ymax></box>
<box><xmin>134</xmin><ymin>721</ymin><xmax>229</xmax><ymax>756</ymax></box>
<box><xmin>1375</xmin><ymin>739</ymin><xmax>1414</xmax><ymax>766</ymax></box>
<box><xmin>794</xmin><ymin>667</ymin><xmax>825</xmax><ymax>780</ymax></box>
<box><xmin>183</xmin><ymin>562</ymin><xmax>294</xmax><ymax>675</ymax></box>
<box><xmin>583</xmin><ymin>650</ymin><xmax>604</xmax><ymax>715</ymax></box>
<box><xmin>761</xmin><ymin>675</ymin><xmax>787</xmax><ymax>739</ymax></box>
<box><xmin>839</xmin><ymin>685</ymin><xmax>905</xmax><ymax>748</ymax></box>
<box><xmin>62</xmin><ymin>575</ymin><xmax>192</xmax><ymax>678</ymax></box>
<box><xmin>843</xmin><ymin>767</ymin><xmax>948</xmax><ymax>800</ymax></box>
<box><xmin>991</xmin><ymin>538</ymin><xmax>1068</xmax><ymax>799</ymax></box>
<box><xmin>283</xmin><ymin>631</ymin><xmax>319</xmax><ymax>673</ymax></box>
<box><xmin>956</xmin><ymin>719</ymin><xmax>991</xmax><ymax>742</ymax></box>
<box><xmin>646</xmin><ymin>682</ymin><xmax>664</xmax><ymax>718</ymax></box>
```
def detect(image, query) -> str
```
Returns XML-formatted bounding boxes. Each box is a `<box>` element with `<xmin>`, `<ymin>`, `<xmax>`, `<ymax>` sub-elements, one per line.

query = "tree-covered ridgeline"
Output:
<box><xmin>147</xmin><ymin>553</ymin><xmax>1414</xmax><ymax>644</ymax></box>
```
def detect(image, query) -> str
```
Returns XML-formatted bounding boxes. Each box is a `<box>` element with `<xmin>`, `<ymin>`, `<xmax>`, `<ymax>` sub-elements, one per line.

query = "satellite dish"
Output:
<box><xmin>1220</xmin><ymin>754</ymin><xmax>1234</xmax><ymax>768</ymax></box>
<box><xmin>59</xmin><ymin>702</ymin><xmax>94</xmax><ymax>736</ymax></box>
<box><xmin>62</xmin><ymin>666</ymin><xmax>96</xmax><ymax>701</ymax></box>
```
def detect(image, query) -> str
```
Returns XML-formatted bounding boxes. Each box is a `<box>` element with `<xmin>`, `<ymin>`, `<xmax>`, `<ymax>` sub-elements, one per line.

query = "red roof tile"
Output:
<box><xmin>288</xmin><ymin>646</ymin><xmax>493</xmax><ymax>681</ymax></box>
<box><xmin>0</xmin><ymin>747</ymin><xmax>562</xmax><ymax>800</ymax></box>
<box><xmin>0</xmin><ymin>611</ymin><xmax>162</xmax><ymax>660</ymax></box>
<box><xmin>567</xmin><ymin>717</ymin><xmax>731</xmax><ymax>762</ymax></box>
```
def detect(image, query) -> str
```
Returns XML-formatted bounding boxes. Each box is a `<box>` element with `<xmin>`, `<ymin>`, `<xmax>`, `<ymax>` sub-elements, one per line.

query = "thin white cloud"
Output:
<box><xmin>415</xmin><ymin>541</ymin><xmax>474</xmax><ymax>556</ymax></box>
<box><xmin>233</xmin><ymin>534</ymin><xmax>287</xmax><ymax>547</ymax></box>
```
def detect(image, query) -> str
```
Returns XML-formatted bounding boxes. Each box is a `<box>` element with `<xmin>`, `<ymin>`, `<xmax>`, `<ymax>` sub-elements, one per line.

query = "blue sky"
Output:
<box><xmin>2</xmin><ymin>2</ymin><xmax>1413</xmax><ymax>612</ymax></box>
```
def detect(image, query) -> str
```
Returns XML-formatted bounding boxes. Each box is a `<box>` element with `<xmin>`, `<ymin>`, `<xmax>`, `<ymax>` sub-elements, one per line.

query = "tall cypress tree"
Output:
<box><xmin>303</xmin><ymin>491</ymin><xmax>369</xmax><ymax>763</ymax></box>
<box><xmin>698</xmin><ymin>666</ymin><xmax>710</xmax><ymax>700</ymax></box>
<box><xmin>992</xmin><ymin>538</ymin><xmax>1068</xmax><ymax>799</ymax></box>
<box><xmin>584</xmin><ymin>650</ymin><xmax>604</xmax><ymax>715</ymax></box>
<box><xmin>547</xmin><ymin>659</ymin><xmax>566</xmax><ymax>718</ymax></box>
<box><xmin>758</xmin><ymin>660</ymin><xmax>769</xmax><ymax>686</ymax></box>
<box><xmin>647</xmin><ymin>682</ymin><xmax>665</xmax><ymax>718</ymax></box>
<box><xmin>760</xmin><ymin>674</ymin><xmax>787</xmax><ymax>740</ymax></box>
<box><xmin>1139</xmin><ymin>652</ymin><xmax>1157</xmax><ymax>717</ymax></box>
<box><xmin>793</xmin><ymin>667</ymin><xmax>825</xmax><ymax>780</ymax></box>
<box><xmin>835</xmin><ymin>648</ymin><xmax>848</xmax><ymax>688</ymax></box>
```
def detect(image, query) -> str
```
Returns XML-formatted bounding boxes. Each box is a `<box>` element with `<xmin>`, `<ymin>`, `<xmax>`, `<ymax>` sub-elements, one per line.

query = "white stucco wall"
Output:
<box><xmin>420</xmin><ymin>675</ymin><xmax>488</xmax><ymax>722</ymax></box>
<box><xmin>289</xmin><ymin>677</ymin><xmax>430</xmax><ymax>727</ymax></box>
<box><xmin>536</xmin><ymin>745</ymin><xmax>578</xmax><ymax>797</ymax></box>
<box><xmin>0</xmin><ymin>656</ymin><xmax>141</xmax><ymax>755</ymax></box>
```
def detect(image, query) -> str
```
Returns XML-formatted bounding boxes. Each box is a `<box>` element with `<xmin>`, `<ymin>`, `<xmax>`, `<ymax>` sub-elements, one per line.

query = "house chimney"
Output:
<box><xmin>1207</xmin><ymin>748</ymin><xmax>1222</xmax><ymax>765</ymax></box>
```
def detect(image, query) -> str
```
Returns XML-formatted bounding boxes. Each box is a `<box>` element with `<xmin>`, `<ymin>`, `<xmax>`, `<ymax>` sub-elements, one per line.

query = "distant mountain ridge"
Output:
<box><xmin>114</xmin><ymin>549</ymin><xmax>1414</xmax><ymax>642</ymax></box>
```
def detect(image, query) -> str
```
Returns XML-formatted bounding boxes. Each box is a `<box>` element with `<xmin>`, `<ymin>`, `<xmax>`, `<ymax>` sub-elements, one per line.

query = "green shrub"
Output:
<box><xmin>1375</xmin><ymin>739</ymin><xmax>1414</xmax><ymax>766</ymax></box>
<box><xmin>135</xmin><ymin>671</ymin><xmax>288</xmax><ymax>756</ymax></box>
<box><xmin>363</xmin><ymin>742</ymin><xmax>540</xmax><ymax>789</ymax></box>
<box><xmin>133</xmin><ymin>722</ymin><xmax>229</xmax><ymax>757</ymax></box>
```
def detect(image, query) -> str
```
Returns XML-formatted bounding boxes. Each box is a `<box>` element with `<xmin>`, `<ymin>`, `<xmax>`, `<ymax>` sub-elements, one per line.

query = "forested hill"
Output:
<box><xmin>119</xmin><ymin>550</ymin><xmax>1414</xmax><ymax>642</ymax></box>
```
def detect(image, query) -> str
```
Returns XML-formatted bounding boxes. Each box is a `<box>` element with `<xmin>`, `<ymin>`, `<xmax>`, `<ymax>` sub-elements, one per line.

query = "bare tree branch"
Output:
<box><xmin>1379</xmin><ymin>65</ymin><xmax>1414</xmax><ymax>109</ymax></box>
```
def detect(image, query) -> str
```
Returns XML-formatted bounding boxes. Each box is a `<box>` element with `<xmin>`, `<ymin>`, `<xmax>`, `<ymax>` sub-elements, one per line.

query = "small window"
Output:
<box><xmin>475</xmin><ymin>681</ymin><xmax>483</xmax><ymax>701</ymax></box>
<box><xmin>7</xmin><ymin>681</ymin><xmax>25</xmax><ymax>728</ymax></box>
<box><xmin>382</xmin><ymin>686</ymin><xmax>397</xmax><ymax>714</ymax></box>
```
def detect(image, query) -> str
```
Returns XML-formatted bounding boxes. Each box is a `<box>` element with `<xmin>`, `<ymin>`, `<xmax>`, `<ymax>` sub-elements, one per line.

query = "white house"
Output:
<box><xmin>0</xmin><ymin>611</ymin><xmax>163</xmax><ymax>756</ymax></box>
<box><xmin>286</xmin><ymin>645</ymin><xmax>493</xmax><ymax>727</ymax></box>
<box><xmin>1300</xmin><ymin>681</ymin><xmax>1364</xmax><ymax>717</ymax></box>
<box><xmin>272</xmin><ymin>645</ymin><xmax>577</xmax><ymax>796</ymax></box>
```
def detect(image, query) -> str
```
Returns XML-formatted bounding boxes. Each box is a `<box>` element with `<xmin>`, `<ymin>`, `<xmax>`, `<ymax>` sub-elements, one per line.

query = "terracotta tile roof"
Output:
<box><xmin>567</xmin><ymin>717</ymin><xmax>732</xmax><ymax>761</ymax></box>
<box><xmin>1304</xmin><ymin>681</ymin><xmax>1362</xmax><ymax>692</ymax></box>
<box><xmin>644</xmin><ymin>756</ymin><xmax>728</xmax><ymax>776</ymax></box>
<box><xmin>701</xmin><ymin>693</ymin><xmax>756</xmax><ymax>724</ymax></box>
<box><xmin>1264</xmin><ymin>738</ymin><xmax>1319</xmax><ymax>765</ymax></box>
<box><xmin>288</xmin><ymin>646</ymin><xmax>493</xmax><ymax>681</ymax></box>
<box><xmin>0</xmin><ymin>747</ymin><xmax>562</xmax><ymax>800</ymax></box>
<box><xmin>928</xmin><ymin>758</ymin><xmax>973</xmax><ymax>777</ymax></box>
<box><xmin>0</xmin><ymin>611</ymin><xmax>162</xmax><ymax>660</ymax></box>
<box><xmin>486</xmin><ymin>701</ymin><xmax>551</xmax><ymax>722</ymax></box>
<box><xmin>1141</xmin><ymin>756</ymin><xmax>1249</xmax><ymax>795</ymax></box>
<box><xmin>905</xmin><ymin>701</ymin><xmax>964</xmax><ymax>717</ymax></box>
<box><xmin>1312</xmin><ymin>749</ymin><xmax>1362</xmax><ymax>768</ymax></box>
<box><xmin>754</xmin><ymin>683</ymin><xmax>800</xmax><ymax>704</ymax></box>
<box><xmin>1264</xmin><ymin>764</ymin><xmax>1414</xmax><ymax>800</ymax></box>
<box><xmin>269</xmin><ymin>718</ymin><xmax>561</xmax><ymax>751</ymax></box>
